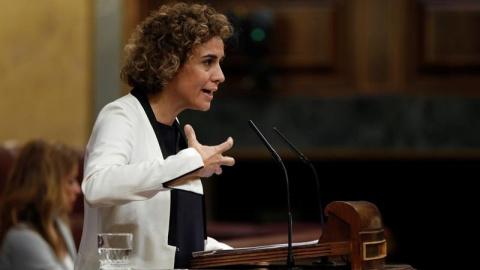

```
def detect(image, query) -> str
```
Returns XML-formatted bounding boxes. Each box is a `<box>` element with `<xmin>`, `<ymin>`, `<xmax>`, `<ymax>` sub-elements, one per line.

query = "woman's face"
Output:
<box><xmin>167</xmin><ymin>36</ymin><xmax>226</xmax><ymax>112</ymax></box>
<box><xmin>62</xmin><ymin>163</ymin><xmax>81</xmax><ymax>213</ymax></box>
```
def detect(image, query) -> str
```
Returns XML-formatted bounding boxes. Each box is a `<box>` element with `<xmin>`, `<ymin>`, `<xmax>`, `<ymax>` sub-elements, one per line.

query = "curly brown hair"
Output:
<box><xmin>120</xmin><ymin>2</ymin><xmax>234</xmax><ymax>94</ymax></box>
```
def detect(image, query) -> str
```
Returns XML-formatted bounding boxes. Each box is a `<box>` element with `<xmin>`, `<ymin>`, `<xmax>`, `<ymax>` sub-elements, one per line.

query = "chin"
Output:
<box><xmin>198</xmin><ymin>104</ymin><xmax>211</xmax><ymax>111</ymax></box>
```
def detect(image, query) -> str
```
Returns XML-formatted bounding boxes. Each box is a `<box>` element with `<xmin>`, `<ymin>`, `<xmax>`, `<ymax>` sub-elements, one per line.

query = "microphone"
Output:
<box><xmin>248</xmin><ymin>120</ymin><xmax>295</xmax><ymax>268</ymax></box>
<box><xmin>272</xmin><ymin>127</ymin><xmax>325</xmax><ymax>231</ymax></box>
<box><xmin>273</xmin><ymin>127</ymin><xmax>338</xmax><ymax>267</ymax></box>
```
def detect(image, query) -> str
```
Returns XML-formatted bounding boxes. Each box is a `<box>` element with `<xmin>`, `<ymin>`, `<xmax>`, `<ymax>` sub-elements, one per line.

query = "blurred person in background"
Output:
<box><xmin>75</xmin><ymin>2</ymin><xmax>236</xmax><ymax>269</ymax></box>
<box><xmin>0</xmin><ymin>139</ymin><xmax>81</xmax><ymax>270</ymax></box>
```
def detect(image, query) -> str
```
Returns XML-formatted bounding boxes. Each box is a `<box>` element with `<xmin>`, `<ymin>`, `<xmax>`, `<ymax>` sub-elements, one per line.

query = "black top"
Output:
<box><xmin>131</xmin><ymin>88</ymin><xmax>206</xmax><ymax>268</ymax></box>
<box><xmin>157</xmin><ymin>122</ymin><xmax>178</xmax><ymax>156</ymax></box>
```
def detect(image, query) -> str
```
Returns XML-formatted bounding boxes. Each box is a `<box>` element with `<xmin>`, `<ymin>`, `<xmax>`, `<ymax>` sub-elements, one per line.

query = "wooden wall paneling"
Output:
<box><xmin>421</xmin><ymin>1</ymin><xmax>480</xmax><ymax>67</ymax></box>
<box><xmin>388</xmin><ymin>0</ymin><xmax>410</xmax><ymax>90</ymax></box>
<box><xmin>268</xmin><ymin>3</ymin><xmax>336</xmax><ymax>68</ymax></box>
<box><xmin>210</xmin><ymin>0</ymin><xmax>343</xmax><ymax>95</ymax></box>
<box><xmin>123</xmin><ymin>0</ymin><xmax>172</xmax><ymax>42</ymax></box>
<box><xmin>361</xmin><ymin>0</ymin><xmax>399</xmax><ymax>93</ymax></box>
<box><xmin>351</xmin><ymin>0</ymin><xmax>412</xmax><ymax>94</ymax></box>
<box><xmin>123</xmin><ymin>0</ymin><xmax>141</xmax><ymax>44</ymax></box>
<box><xmin>122</xmin><ymin>0</ymin><xmax>480</xmax><ymax>96</ymax></box>
<box><xmin>406</xmin><ymin>0</ymin><xmax>480</xmax><ymax>96</ymax></box>
<box><xmin>122</xmin><ymin>0</ymin><xmax>350</xmax><ymax>96</ymax></box>
<box><xmin>265</xmin><ymin>1</ymin><xmax>340</xmax><ymax>95</ymax></box>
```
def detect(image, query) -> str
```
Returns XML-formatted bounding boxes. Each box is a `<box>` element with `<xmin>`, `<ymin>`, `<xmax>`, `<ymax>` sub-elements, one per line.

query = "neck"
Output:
<box><xmin>146</xmin><ymin>92</ymin><xmax>181</xmax><ymax>125</ymax></box>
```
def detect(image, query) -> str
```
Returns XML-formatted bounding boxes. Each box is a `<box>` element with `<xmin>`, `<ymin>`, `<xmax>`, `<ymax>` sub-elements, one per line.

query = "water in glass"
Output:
<box><xmin>98</xmin><ymin>233</ymin><xmax>133</xmax><ymax>270</ymax></box>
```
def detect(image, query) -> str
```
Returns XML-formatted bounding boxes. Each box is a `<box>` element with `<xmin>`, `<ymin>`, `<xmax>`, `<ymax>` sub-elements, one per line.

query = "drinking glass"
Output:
<box><xmin>98</xmin><ymin>233</ymin><xmax>133</xmax><ymax>270</ymax></box>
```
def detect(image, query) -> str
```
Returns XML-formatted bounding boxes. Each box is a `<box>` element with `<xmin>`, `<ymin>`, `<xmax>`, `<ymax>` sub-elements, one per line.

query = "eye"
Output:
<box><xmin>67</xmin><ymin>178</ymin><xmax>77</xmax><ymax>186</ymax></box>
<box><xmin>203</xmin><ymin>59</ymin><xmax>214</xmax><ymax>66</ymax></box>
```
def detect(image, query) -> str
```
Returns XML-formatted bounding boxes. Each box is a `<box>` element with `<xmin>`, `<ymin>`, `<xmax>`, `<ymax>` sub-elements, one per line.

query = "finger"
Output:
<box><xmin>184</xmin><ymin>124</ymin><xmax>198</xmax><ymax>143</ymax></box>
<box><xmin>217</xmin><ymin>137</ymin><xmax>234</xmax><ymax>152</ymax></box>
<box><xmin>220</xmin><ymin>156</ymin><xmax>235</xmax><ymax>167</ymax></box>
<box><xmin>215</xmin><ymin>167</ymin><xmax>223</xmax><ymax>175</ymax></box>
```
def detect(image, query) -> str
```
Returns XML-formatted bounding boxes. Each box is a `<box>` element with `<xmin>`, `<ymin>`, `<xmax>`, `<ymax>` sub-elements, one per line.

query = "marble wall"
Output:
<box><xmin>181</xmin><ymin>95</ymin><xmax>480</xmax><ymax>153</ymax></box>
<box><xmin>0</xmin><ymin>0</ymin><xmax>92</xmax><ymax>147</ymax></box>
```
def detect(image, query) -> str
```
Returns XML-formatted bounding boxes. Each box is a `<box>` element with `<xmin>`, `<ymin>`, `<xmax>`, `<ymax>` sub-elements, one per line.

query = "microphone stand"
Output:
<box><xmin>248</xmin><ymin>120</ymin><xmax>296</xmax><ymax>269</ymax></box>
<box><xmin>272</xmin><ymin>127</ymin><xmax>325</xmax><ymax>230</ymax></box>
<box><xmin>273</xmin><ymin>127</ymin><xmax>339</xmax><ymax>267</ymax></box>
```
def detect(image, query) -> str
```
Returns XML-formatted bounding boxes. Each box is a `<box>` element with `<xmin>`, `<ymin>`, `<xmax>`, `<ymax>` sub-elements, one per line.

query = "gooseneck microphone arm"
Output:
<box><xmin>273</xmin><ymin>127</ymin><xmax>325</xmax><ymax>231</ymax></box>
<box><xmin>248</xmin><ymin>120</ymin><xmax>295</xmax><ymax>268</ymax></box>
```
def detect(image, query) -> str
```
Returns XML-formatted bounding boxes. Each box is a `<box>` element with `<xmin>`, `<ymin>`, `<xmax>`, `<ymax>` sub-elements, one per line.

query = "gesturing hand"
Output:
<box><xmin>184</xmin><ymin>124</ymin><xmax>235</xmax><ymax>178</ymax></box>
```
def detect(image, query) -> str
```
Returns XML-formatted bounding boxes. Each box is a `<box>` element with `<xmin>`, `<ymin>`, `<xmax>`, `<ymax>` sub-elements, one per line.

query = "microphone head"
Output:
<box><xmin>248</xmin><ymin>120</ymin><xmax>282</xmax><ymax>162</ymax></box>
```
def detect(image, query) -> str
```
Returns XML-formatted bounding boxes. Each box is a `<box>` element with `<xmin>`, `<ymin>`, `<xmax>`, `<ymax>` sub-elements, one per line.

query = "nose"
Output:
<box><xmin>212</xmin><ymin>64</ymin><xmax>225</xmax><ymax>84</ymax></box>
<box><xmin>73</xmin><ymin>180</ymin><xmax>81</xmax><ymax>195</ymax></box>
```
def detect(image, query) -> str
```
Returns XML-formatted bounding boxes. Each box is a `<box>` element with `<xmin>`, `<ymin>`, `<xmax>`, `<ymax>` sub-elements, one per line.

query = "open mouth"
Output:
<box><xmin>202</xmin><ymin>89</ymin><xmax>213</xmax><ymax>95</ymax></box>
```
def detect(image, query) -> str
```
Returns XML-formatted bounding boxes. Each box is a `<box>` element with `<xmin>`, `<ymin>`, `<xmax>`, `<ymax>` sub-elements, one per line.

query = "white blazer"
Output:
<box><xmin>74</xmin><ymin>93</ymin><xmax>230</xmax><ymax>270</ymax></box>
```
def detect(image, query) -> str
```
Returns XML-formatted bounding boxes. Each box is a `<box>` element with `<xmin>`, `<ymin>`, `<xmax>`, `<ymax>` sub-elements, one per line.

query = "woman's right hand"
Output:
<box><xmin>184</xmin><ymin>124</ymin><xmax>235</xmax><ymax>178</ymax></box>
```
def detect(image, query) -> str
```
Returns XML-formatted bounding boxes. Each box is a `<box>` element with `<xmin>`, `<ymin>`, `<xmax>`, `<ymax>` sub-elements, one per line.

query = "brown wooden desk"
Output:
<box><xmin>191</xmin><ymin>201</ymin><xmax>415</xmax><ymax>270</ymax></box>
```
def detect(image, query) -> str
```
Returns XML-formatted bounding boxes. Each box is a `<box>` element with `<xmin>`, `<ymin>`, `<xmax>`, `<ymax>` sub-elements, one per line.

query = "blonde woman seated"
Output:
<box><xmin>0</xmin><ymin>140</ymin><xmax>81</xmax><ymax>270</ymax></box>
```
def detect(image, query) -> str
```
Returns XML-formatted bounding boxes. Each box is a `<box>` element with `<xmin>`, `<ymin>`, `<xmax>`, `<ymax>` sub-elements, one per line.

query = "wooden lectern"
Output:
<box><xmin>191</xmin><ymin>201</ymin><xmax>412</xmax><ymax>270</ymax></box>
